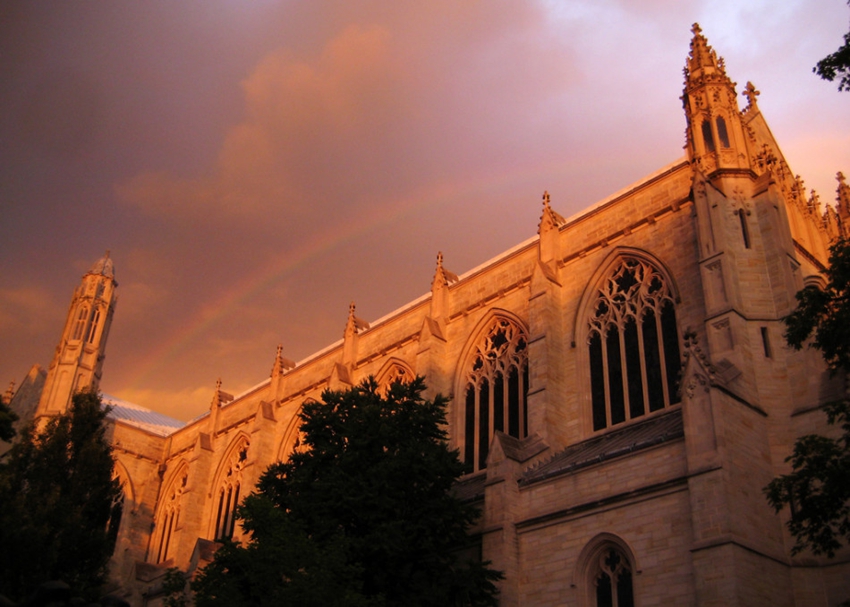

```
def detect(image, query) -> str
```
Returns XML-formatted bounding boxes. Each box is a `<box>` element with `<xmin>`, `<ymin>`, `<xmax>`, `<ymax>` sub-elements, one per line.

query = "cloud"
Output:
<box><xmin>117</xmin><ymin>24</ymin><xmax>404</xmax><ymax>224</ymax></box>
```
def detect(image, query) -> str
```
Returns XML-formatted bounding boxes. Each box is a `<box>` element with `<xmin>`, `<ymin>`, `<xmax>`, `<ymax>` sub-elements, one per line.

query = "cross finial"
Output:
<box><xmin>691</xmin><ymin>23</ymin><xmax>702</xmax><ymax>36</ymax></box>
<box><xmin>744</xmin><ymin>81</ymin><xmax>760</xmax><ymax>108</ymax></box>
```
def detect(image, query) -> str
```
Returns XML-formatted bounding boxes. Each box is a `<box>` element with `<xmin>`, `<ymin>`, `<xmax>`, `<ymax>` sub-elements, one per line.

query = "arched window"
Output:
<box><xmin>376</xmin><ymin>361</ymin><xmax>413</xmax><ymax>395</ymax></box>
<box><xmin>154</xmin><ymin>469</ymin><xmax>187</xmax><ymax>564</ymax></box>
<box><xmin>86</xmin><ymin>308</ymin><xmax>101</xmax><ymax>344</ymax></box>
<box><xmin>701</xmin><ymin>119</ymin><xmax>715</xmax><ymax>153</ymax></box>
<box><xmin>715</xmin><ymin>116</ymin><xmax>730</xmax><ymax>148</ymax></box>
<box><xmin>72</xmin><ymin>307</ymin><xmax>88</xmax><ymax>340</ymax></box>
<box><xmin>592</xmin><ymin>547</ymin><xmax>635</xmax><ymax>607</ymax></box>
<box><xmin>587</xmin><ymin>257</ymin><xmax>681</xmax><ymax>431</ymax></box>
<box><xmin>462</xmin><ymin>316</ymin><xmax>528</xmax><ymax>472</ymax></box>
<box><xmin>213</xmin><ymin>438</ymin><xmax>249</xmax><ymax>541</ymax></box>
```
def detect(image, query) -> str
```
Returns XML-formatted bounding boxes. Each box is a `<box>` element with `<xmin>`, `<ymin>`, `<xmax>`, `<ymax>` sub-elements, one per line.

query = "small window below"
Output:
<box><xmin>761</xmin><ymin>326</ymin><xmax>772</xmax><ymax>358</ymax></box>
<box><xmin>738</xmin><ymin>211</ymin><xmax>751</xmax><ymax>249</ymax></box>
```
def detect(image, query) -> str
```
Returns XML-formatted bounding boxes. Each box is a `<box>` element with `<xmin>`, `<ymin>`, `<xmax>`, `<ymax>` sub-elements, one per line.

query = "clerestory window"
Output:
<box><xmin>462</xmin><ymin>317</ymin><xmax>528</xmax><ymax>472</ymax></box>
<box><xmin>154</xmin><ymin>470</ymin><xmax>187</xmax><ymax>564</ymax></box>
<box><xmin>587</xmin><ymin>257</ymin><xmax>681</xmax><ymax>431</ymax></box>
<box><xmin>213</xmin><ymin>439</ymin><xmax>249</xmax><ymax>541</ymax></box>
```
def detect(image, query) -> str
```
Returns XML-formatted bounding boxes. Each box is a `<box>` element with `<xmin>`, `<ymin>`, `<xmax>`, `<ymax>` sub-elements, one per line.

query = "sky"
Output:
<box><xmin>2</xmin><ymin>0</ymin><xmax>849</xmax><ymax>421</ymax></box>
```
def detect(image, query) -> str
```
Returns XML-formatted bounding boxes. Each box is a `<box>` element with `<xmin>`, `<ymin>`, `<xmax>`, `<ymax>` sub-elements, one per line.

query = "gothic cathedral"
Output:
<box><xmin>10</xmin><ymin>25</ymin><xmax>850</xmax><ymax>606</ymax></box>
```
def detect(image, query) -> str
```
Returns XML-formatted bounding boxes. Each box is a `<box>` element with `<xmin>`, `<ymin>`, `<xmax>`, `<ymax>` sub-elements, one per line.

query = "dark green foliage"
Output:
<box><xmin>162</xmin><ymin>567</ymin><xmax>188</xmax><ymax>607</ymax></box>
<box><xmin>784</xmin><ymin>237</ymin><xmax>850</xmax><ymax>372</ymax></box>
<box><xmin>193</xmin><ymin>378</ymin><xmax>501</xmax><ymax>607</ymax></box>
<box><xmin>765</xmin><ymin>238</ymin><xmax>850</xmax><ymax>557</ymax></box>
<box><xmin>764</xmin><ymin>400</ymin><xmax>850</xmax><ymax>557</ymax></box>
<box><xmin>0</xmin><ymin>389</ymin><xmax>122</xmax><ymax>601</ymax></box>
<box><xmin>0</xmin><ymin>394</ymin><xmax>17</xmax><ymax>443</ymax></box>
<box><xmin>814</xmin><ymin>3</ymin><xmax>850</xmax><ymax>92</ymax></box>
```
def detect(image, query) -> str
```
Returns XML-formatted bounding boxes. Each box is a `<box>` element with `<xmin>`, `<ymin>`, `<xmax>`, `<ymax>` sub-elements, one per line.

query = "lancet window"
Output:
<box><xmin>716</xmin><ymin>116</ymin><xmax>730</xmax><ymax>148</ymax></box>
<box><xmin>86</xmin><ymin>308</ymin><xmax>101</xmax><ymax>344</ymax></box>
<box><xmin>72</xmin><ymin>307</ymin><xmax>88</xmax><ymax>340</ymax></box>
<box><xmin>154</xmin><ymin>469</ymin><xmax>187</xmax><ymax>564</ymax></box>
<box><xmin>462</xmin><ymin>316</ymin><xmax>528</xmax><ymax>472</ymax></box>
<box><xmin>701</xmin><ymin>119</ymin><xmax>715</xmax><ymax>153</ymax></box>
<box><xmin>592</xmin><ymin>547</ymin><xmax>635</xmax><ymax>607</ymax></box>
<box><xmin>213</xmin><ymin>439</ymin><xmax>249</xmax><ymax>541</ymax></box>
<box><xmin>587</xmin><ymin>257</ymin><xmax>681</xmax><ymax>431</ymax></box>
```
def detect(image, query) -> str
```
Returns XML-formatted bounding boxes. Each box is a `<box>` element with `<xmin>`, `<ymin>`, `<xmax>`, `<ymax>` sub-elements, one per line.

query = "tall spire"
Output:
<box><xmin>682</xmin><ymin>23</ymin><xmax>750</xmax><ymax>176</ymax></box>
<box><xmin>35</xmin><ymin>252</ymin><xmax>118</xmax><ymax>418</ymax></box>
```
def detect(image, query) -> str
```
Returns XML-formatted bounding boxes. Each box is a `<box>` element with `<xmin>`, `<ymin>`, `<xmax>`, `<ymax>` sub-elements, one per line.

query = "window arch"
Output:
<box><xmin>586</xmin><ymin>256</ymin><xmax>681</xmax><ymax>431</ymax></box>
<box><xmin>461</xmin><ymin>315</ymin><xmax>529</xmax><ymax>472</ymax></box>
<box><xmin>375</xmin><ymin>359</ymin><xmax>413</xmax><ymax>395</ymax></box>
<box><xmin>576</xmin><ymin>534</ymin><xmax>638</xmax><ymax>607</ymax></box>
<box><xmin>212</xmin><ymin>437</ymin><xmax>249</xmax><ymax>541</ymax></box>
<box><xmin>72</xmin><ymin>307</ymin><xmax>88</xmax><ymax>340</ymax></box>
<box><xmin>153</xmin><ymin>466</ymin><xmax>188</xmax><ymax>564</ymax></box>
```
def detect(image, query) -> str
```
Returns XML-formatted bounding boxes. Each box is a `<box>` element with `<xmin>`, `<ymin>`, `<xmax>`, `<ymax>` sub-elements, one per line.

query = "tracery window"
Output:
<box><xmin>213</xmin><ymin>439</ymin><xmax>249</xmax><ymax>541</ymax></box>
<box><xmin>86</xmin><ymin>308</ymin><xmax>101</xmax><ymax>344</ymax></box>
<box><xmin>592</xmin><ymin>547</ymin><xmax>635</xmax><ymax>607</ymax></box>
<box><xmin>72</xmin><ymin>307</ymin><xmax>88</xmax><ymax>340</ymax></box>
<box><xmin>155</xmin><ymin>470</ymin><xmax>187</xmax><ymax>564</ymax></box>
<box><xmin>462</xmin><ymin>317</ymin><xmax>528</xmax><ymax>472</ymax></box>
<box><xmin>376</xmin><ymin>362</ymin><xmax>412</xmax><ymax>395</ymax></box>
<box><xmin>587</xmin><ymin>257</ymin><xmax>681</xmax><ymax>431</ymax></box>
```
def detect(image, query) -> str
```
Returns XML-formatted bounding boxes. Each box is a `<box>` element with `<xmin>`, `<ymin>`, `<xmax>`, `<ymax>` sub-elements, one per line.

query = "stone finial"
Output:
<box><xmin>837</xmin><ymin>172</ymin><xmax>850</xmax><ymax>216</ymax></box>
<box><xmin>743</xmin><ymin>81</ymin><xmax>760</xmax><ymax>110</ymax></box>
<box><xmin>538</xmin><ymin>190</ymin><xmax>565</xmax><ymax>235</ymax></box>
<box><xmin>271</xmin><ymin>344</ymin><xmax>296</xmax><ymax>378</ymax></box>
<box><xmin>4</xmin><ymin>380</ymin><xmax>14</xmax><ymax>403</ymax></box>
<box><xmin>432</xmin><ymin>251</ymin><xmax>458</xmax><ymax>288</ymax></box>
<box><xmin>211</xmin><ymin>378</ymin><xmax>234</xmax><ymax>409</ymax></box>
<box><xmin>684</xmin><ymin>23</ymin><xmax>731</xmax><ymax>89</ymax></box>
<box><xmin>344</xmin><ymin>302</ymin><xmax>370</xmax><ymax>337</ymax></box>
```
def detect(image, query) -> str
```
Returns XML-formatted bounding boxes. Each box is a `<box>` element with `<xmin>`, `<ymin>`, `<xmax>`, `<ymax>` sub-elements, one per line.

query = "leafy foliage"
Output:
<box><xmin>784</xmin><ymin>237</ymin><xmax>850</xmax><ymax>372</ymax></box>
<box><xmin>193</xmin><ymin>378</ymin><xmax>501</xmax><ymax>607</ymax></box>
<box><xmin>814</xmin><ymin>3</ymin><xmax>850</xmax><ymax>92</ymax></box>
<box><xmin>0</xmin><ymin>389</ymin><xmax>122</xmax><ymax>601</ymax></box>
<box><xmin>765</xmin><ymin>238</ymin><xmax>850</xmax><ymax>557</ymax></box>
<box><xmin>765</xmin><ymin>400</ymin><xmax>850</xmax><ymax>557</ymax></box>
<box><xmin>0</xmin><ymin>393</ymin><xmax>18</xmax><ymax>443</ymax></box>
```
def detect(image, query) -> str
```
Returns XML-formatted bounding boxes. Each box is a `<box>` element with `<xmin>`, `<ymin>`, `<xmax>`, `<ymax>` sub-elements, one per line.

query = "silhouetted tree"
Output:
<box><xmin>193</xmin><ymin>378</ymin><xmax>501</xmax><ymax>607</ymax></box>
<box><xmin>814</xmin><ymin>2</ymin><xmax>850</xmax><ymax>91</ymax></box>
<box><xmin>0</xmin><ymin>393</ymin><xmax>17</xmax><ymax>443</ymax></box>
<box><xmin>765</xmin><ymin>238</ymin><xmax>850</xmax><ymax>557</ymax></box>
<box><xmin>0</xmin><ymin>388</ymin><xmax>122</xmax><ymax>601</ymax></box>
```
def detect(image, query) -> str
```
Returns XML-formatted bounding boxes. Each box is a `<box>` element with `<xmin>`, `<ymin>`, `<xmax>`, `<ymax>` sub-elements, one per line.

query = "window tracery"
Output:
<box><xmin>155</xmin><ymin>470</ymin><xmax>187</xmax><ymax>564</ymax></box>
<box><xmin>462</xmin><ymin>316</ymin><xmax>528</xmax><ymax>472</ymax></box>
<box><xmin>72</xmin><ymin>307</ymin><xmax>87</xmax><ymax>341</ymax></box>
<box><xmin>592</xmin><ymin>547</ymin><xmax>635</xmax><ymax>607</ymax></box>
<box><xmin>376</xmin><ymin>362</ymin><xmax>412</xmax><ymax>395</ymax></box>
<box><xmin>587</xmin><ymin>257</ymin><xmax>681</xmax><ymax>431</ymax></box>
<box><xmin>213</xmin><ymin>439</ymin><xmax>249</xmax><ymax>540</ymax></box>
<box><xmin>86</xmin><ymin>308</ymin><xmax>101</xmax><ymax>344</ymax></box>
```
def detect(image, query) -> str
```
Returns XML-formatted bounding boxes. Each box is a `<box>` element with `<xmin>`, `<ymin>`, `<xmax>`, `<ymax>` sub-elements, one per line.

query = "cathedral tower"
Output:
<box><xmin>36</xmin><ymin>252</ymin><xmax>117</xmax><ymax>418</ymax></box>
<box><xmin>682</xmin><ymin>23</ymin><xmax>753</xmax><ymax>177</ymax></box>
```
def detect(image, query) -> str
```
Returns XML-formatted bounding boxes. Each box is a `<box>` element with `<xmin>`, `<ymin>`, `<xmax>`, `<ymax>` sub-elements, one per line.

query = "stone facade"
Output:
<box><xmin>11</xmin><ymin>25</ymin><xmax>850</xmax><ymax>606</ymax></box>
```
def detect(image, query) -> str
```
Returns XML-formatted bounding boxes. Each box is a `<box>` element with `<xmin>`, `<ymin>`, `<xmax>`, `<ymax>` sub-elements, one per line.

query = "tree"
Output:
<box><xmin>193</xmin><ymin>378</ymin><xmax>501</xmax><ymax>607</ymax></box>
<box><xmin>0</xmin><ymin>393</ymin><xmax>18</xmax><ymax>443</ymax></box>
<box><xmin>0</xmin><ymin>388</ymin><xmax>123</xmax><ymax>601</ymax></box>
<box><xmin>814</xmin><ymin>1</ymin><xmax>850</xmax><ymax>91</ymax></box>
<box><xmin>764</xmin><ymin>238</ymin><xmax>850</xmax><ymax>557</ymax></box>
